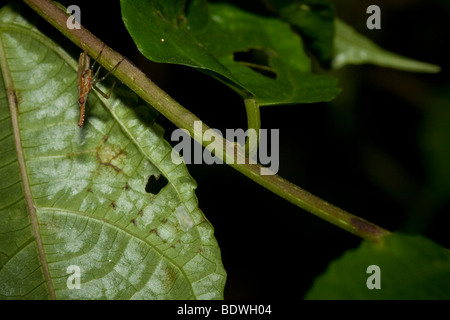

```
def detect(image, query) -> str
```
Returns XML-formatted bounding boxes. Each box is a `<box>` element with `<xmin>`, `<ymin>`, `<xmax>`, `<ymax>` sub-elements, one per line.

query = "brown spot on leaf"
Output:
<box><xmin>96</xmin><ymin>152</ymin><xmax>122</xmax><ymax>173</ymax></box>
<box><xmin>95</xmin><ymin>141</ymin><xmax>127</xmax><ymax>174</ymax></box>
<box><xmin>8</xmin><ymin>89</ymin><xmax>18</xmax><ymax>110</ymax></box>
<box><xmin>161</xmin><ymin>264</ymin><xmax>177</xmax><ymax>287</ymax></box>
<box><xmin>150</xmin><ymin>228</ymin><xmax>159</xmax><ymax>236</ymax></box>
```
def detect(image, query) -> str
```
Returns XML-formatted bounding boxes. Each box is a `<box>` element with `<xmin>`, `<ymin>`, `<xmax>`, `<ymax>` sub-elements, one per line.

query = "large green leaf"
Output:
<box><xmin>0</xmin><ymin>3</ymin><xmax>225</xmax><ymax>299</ymax></box>
<box><xmin>305</xmin><ymin>233</ymin><xmax>450</xmax><ymax>299</ymax></box>
<box><xmin>333</xmin><ymin>18</ymin><xmax>440</xmax><ymax>73</ymax></box>
<box><xmin>120</xmin><ymin>0</ymin><xmax>340</xmax><ymax>106</ymax></box>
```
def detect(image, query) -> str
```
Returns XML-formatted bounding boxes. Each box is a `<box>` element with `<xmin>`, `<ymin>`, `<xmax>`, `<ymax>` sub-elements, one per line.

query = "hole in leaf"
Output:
<box><xmin>233</xmin><ymin>48</ymin><xmax>277</xmax><ymax>79</ymax></box>
<box><xmin>145</xmin><ymin>174</ymin><xmax>168</xmax><ymax>194</ymax></box>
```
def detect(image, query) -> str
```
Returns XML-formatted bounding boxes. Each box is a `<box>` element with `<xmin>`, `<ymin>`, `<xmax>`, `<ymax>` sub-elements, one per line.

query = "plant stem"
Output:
<box><xmin>23</xmin><ymin>0</ymin><xmax>390</xmax><ymax>242</ymax></box>
<box><xmin>243</xmin><ymin>97</ymin><xmax>260</xmax><ymax>159</ymax></box>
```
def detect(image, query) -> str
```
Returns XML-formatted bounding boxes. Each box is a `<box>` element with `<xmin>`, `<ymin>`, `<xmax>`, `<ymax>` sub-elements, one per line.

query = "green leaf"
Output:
<box><xmin>333</xmin><ymin>18</ymin><xmax>441</xmax><ymax>73</ymax></box>
<box><xmin>0</xmin><ymin>3</ymin><xmax>225</xmax><ymax>299</ymax></box>
<box><xmin>120</xmin><ymin>0</ymin><xmax>340</xmax><ymax>106</ymax></box>
<box><xmin>269</xmin><ymin>0</ymin><xmax>335</xmax><ymax>65</ymax></box>
<box><xmin>305</xmin><ymin>233</ymin><xmax>450</xmax><ymax>299</ymax></box>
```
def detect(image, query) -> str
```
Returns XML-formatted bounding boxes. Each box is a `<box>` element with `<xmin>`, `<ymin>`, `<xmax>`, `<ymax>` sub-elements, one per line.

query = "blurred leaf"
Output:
<box><xmin>0</xmin><ymin>2</ymin><xmax>225</xmax><ymax>299</ymax></box>
<box><xmin>305</xmin><ymin>233</ymin><xmax>450</xmax><ymax>299</ymax></box>
<box><xmin>333</xmin><ymin>18</ymin><xmax>441</xmax><ymax>73</ymax></box>
<box><xmin>120</xmin><ymin>0</ymin><xmax>340</xmax><ymax>106</ymax></box>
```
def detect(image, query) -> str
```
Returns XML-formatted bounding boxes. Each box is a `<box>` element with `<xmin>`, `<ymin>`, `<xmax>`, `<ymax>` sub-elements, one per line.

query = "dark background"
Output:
<box><xmin>33</xmin><ymin>0</ymin><xmax>450</xmax><ymax>299</ymax></box>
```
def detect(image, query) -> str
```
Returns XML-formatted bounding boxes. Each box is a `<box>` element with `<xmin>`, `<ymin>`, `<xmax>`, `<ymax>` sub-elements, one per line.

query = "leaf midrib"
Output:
<box><xmin>0</xmin><ymin>28</ymin><xmax>56</xmax><ymax>299</ymax></box>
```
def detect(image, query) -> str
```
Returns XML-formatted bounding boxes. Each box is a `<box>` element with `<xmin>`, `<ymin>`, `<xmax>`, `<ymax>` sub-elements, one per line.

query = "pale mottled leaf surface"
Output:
<box><xmin>0</xmin><ymin>3</ymin><xmax>225</xmax><ymax>300</ymax></box>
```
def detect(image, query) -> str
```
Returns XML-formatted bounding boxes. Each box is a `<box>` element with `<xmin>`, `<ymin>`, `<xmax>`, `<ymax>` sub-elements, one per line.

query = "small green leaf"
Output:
<box><xmin>333</xmin><ymin>18</ymin><xmax>440</xmax><ymax>73</ymax></box>
<box><xmin>120</xmin><ymin>0</ymin><xmax>340</xmax><ymax>106</ymax></box>
<box><xmin>0</xmin><ymin>3</ymin><xmax>225</xmax><ymax>300</ymax></box>
<box><xmin>305</xmin><ymin>233</ymin><xmax>450</xmax><ymax>299</ymax></box>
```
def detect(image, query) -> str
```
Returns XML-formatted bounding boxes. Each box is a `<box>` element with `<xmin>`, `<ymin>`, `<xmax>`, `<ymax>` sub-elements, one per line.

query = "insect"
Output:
<box><xmin>77</xmin><ymin>44</ymin><xmax>123</xmax><ymax>127</ymax></box>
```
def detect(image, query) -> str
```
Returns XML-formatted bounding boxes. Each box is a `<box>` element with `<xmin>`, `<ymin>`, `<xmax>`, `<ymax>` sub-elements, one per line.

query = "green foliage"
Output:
<box><xmin>332</xmin><ymin>18</ymin><xmax>440</xmax><ymax>73</ymax></box>
<box><xmin>306</xmin><ymin>233</ymin><xmax>450</xmax><ymax>299</ymax></box>
<box><xmin>120</xmin><ymin>0</ymin><xmax>340</xmax><ymax>106</ymax></box>
<box><xmin>268</xmin><ymin>0</ymin><xmax>335</xmax><ymax>65</ymax></box>
<box><xmin>0</xmin><ymin>3</ymin><xmax>225</xmax><ymax>299</ymax></box>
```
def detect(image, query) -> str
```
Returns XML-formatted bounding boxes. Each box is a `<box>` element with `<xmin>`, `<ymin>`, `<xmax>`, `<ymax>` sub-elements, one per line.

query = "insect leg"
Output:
<box><xmin>91</xmin><ymin>57</ymin><xmax>125</xmax><ymax>98</ymax></box>
<box><xmin>92</xmin><ymin>79</ymin><xmax>117</xmax><ymax>99</ymax></box>
<box><xmin>90</xmin><ymin>43</ymin><xmax>106</xmax><ymax>71</ymax></box>
<box><xmin>93</xmin><ymin>57</ymin><xmax>125</xmax><ymax>84</ymax></box>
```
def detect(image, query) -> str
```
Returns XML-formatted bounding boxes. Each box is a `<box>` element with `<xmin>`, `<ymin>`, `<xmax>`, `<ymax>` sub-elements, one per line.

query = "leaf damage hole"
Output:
<box><xmin>145</xmin><ymin>174</ymin><xmax>168</xmax><ymax>194</ymax></box>
<box><xmin>233</xmin><ymin>48</ymin><xmax>277</xmax><ymax>79</ymax></box>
